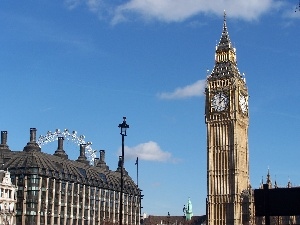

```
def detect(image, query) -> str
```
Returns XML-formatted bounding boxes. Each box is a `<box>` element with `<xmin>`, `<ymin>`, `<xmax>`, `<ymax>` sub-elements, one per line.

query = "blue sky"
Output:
<box><xmin>0</xmin><ymin>0</ymin><xmax>300</xmax><ymax>217</ymax></box>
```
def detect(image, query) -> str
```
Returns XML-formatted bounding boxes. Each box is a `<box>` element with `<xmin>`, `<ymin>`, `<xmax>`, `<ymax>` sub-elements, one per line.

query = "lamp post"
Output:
<box><xmin>139</xmin><ymin>189</ymin><xmax>144</xmax><ymax>225</ymax></box>
<box><xmin>118</xmin><ymin>117</ymin><xmax>129</xmax><ymax>225</ymax></box>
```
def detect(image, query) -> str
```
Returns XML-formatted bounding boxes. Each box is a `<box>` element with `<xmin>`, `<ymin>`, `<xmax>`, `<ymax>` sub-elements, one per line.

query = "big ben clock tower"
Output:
<box><xmin>205</xmin><ymin>13</ymin><xmax>250</xmax><ymax>225</ymax></box>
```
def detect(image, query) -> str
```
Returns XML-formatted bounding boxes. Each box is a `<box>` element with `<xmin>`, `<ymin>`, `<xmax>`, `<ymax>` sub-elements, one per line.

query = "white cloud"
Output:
<box><xmin>64</xmin><ymin>0</ymin><xmax>107</xmax><ymax>14</ymax></box>
<box><xmin>64</xmin><ymin>0</ymin><xmax>82</xmax><ymax>10</ymax></box>
<box><xmin>119</xmin><ymin>141</ymin><xmax>173</xmax><ymax>162</ymax></box>
<box><xmin>113</xmin><ymin>0</ymin><xmax>281</xmax><ymax>24</ymax></box>
<box><xmin>86</xmin><ymin>0</ymin><xmax>102</xmax><ymax>12</ymax></box>
<box><xmin>157</xmin><ymin>79</ymin><xmax>206</xmax><ymax>100</ymax></box>
<box><xmin>64</xmin><ymin>0</ymin><xmax>283</xmax><ymax>24</ymax></box>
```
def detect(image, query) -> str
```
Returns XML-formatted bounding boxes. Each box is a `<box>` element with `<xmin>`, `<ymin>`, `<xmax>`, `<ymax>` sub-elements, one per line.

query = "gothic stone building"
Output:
<box><xmin>0</xmin><ymin>169</ymin><xmax>17</xmax><ymax>225</ymax></box>
<box><xmin>255</xmin><ymin>170</ymin><xmax>300</xmax><ymax>225</ymax></box>
<box><xmin>0</xmin><ymin>128</ymin><xmax>141</xmax><ymax>225</ymax></box>
<box><xmin>205</xmin><ymin>13</ymin><xmax>300</xmax><ymax>225</ymax></box>
<box><xmin>205</xmin><ymin>13</ymin><xmax>252</xmax><ymax>225</ymax></box>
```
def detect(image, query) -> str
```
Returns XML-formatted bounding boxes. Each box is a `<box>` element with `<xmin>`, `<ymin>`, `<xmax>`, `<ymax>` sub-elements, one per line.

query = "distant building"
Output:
<box><xmin>255</xmin><ymin>169</ymin><xmax>300</xmax><ymax>225</ymax></box>
<box><xmin>143</xmin><ymin>215</ymin><xmax>206</xmax><ymax>225</ymax></box>
<box><xmin>0</xmin><ymin>128</ymin><xmax>141</xmax><ymax>225</ymax></box>
<box><xmin>0</xmin><ymin>169</ymin><xmax>17</xmax><ymax>225</ymax></box>
<box><xmin>143</xmin><ymin>198</ymin><xmax>203</xmax><ymax>225</ymax></box>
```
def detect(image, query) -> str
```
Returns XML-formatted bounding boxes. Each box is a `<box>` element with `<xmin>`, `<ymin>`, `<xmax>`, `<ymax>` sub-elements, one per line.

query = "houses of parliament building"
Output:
<box><xmin>205</xmin><ymin>12</ymin><xmax>300</xmax><ymax>225</ymax></box>
<box><xmin>205</xmin><ymin>12</ymin><xmax>252</xmax><ymax>225</ymax></box>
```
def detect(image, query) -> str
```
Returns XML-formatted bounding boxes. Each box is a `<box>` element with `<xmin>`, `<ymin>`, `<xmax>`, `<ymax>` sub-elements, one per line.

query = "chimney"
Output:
<box><xmin>58</xmin><ymin>137</ymin><xmax>64</xmax><ymax>150</ymax></box>
<box><xmin>76</xmin><ymin>144</ymin><xmax>89</xmax><ymax>165</ymax></box>
<box><xmin>100</xmin><ymin>150</ymin><xmax>105</xmax><ymax>162</ymax></box>
<box><xmin>1</xmin><ymin>131</ymin><xmax>7</xmax><ymax>145</ymax></box>
<box><xmin>54</xmin><ymin>137</ymin><xmax>68</xmax><ymax>159</ymax></box>
<box><xmin>23</xmin><ymin>128</ymin><xmax>41</xmax><ymax>152</ymax></box>
<box><xmin>96</xmin><ymin>150</ymin><xmax>109</xmax><ymax>170</ymax></box>
<box><xmin>80</xmin><ymin>144</ymin><xmax>86</xmax><ymax>158</ymax></box>
<box><xmin>30</xmin><ymin>128</ymin><xmax>37</xmax><ymax>143</ymax></box>
<box><xmin>0</xmin><ymin>131</ymin><xmax>9</xmax><ymax>151</ymax></box>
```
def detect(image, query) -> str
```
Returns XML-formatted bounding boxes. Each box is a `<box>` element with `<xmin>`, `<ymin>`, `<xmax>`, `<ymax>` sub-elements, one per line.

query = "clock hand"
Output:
<box><xmin>219</xmin><ymin>97</ymin><xmax>225</xmax><ymax>105</ymax></box>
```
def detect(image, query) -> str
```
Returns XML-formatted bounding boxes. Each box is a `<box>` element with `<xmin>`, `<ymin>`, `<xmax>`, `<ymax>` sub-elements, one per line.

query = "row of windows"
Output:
<box><xmin>18</xmin><ymin>176</ymin><xmax>135</xmax><ymax>197</ymax></box>
<box><xmin>19</xmin><ymin>214</ymin><xmax>137</xmax><ymax>225</ymax></box>
<box><xmin>0</xmin><ymin>188</ymin><xmax>14</xmax><ymax>199</ymax></box>
<box><xmin>12</xmin><ymin>174</ymin><xmax>140</xmax><ymax>225</ymax></box>
<box><xmin>209</xmin><ymin>78</ymin><xmax>231</xmax><ymax>89</ymax></box>
<box><xmin>17</xmin><ymin>183</ymin><xmax>137</xmax><ymax>204</ymax></box>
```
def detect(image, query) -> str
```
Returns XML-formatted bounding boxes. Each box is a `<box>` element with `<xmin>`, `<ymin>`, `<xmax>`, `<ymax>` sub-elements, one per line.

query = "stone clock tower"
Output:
<box><xmin>205</xmin><ymin>13</ymin><xmax>250</xmax><ymax>225</ymax></box>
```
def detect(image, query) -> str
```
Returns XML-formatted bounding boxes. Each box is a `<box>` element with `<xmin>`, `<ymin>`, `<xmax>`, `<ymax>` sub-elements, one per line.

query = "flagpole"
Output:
<box><xmin>136</xmin><ymin>157</ymin><xmax>139</xmax><ymax>187</ymax></box>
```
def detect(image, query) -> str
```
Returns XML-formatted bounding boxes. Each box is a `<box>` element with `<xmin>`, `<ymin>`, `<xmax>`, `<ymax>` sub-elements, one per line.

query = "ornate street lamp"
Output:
<box><xmin>118</xmin><ymin>117</ymin><xmax>129</xmax><ymax>225</ymax></box>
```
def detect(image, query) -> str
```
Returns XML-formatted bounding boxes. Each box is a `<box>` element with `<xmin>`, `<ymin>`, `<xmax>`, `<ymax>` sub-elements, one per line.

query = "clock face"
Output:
<box><xmin>239</xmin><ymin>94</ymin><xmax>248</xmax><ymax>113</ymax></box>
<box><xmin>211</xmin><ymin>92</ymin><xmax>228</xmax><ymax>112</ymax></box>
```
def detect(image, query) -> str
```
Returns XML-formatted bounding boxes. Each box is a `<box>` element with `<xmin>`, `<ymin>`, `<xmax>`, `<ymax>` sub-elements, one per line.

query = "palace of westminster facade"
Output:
<box><xmin>205</xmin><ymin>13</ymin><xmax>300</xmax><ymax>225</ymax></box>
<box><xmin>205</xmin><ymin>12</ymin><xmax>252</xmax><ymax>225</ymax></box>
<box><xmin>0</xmin><ymin>13</ymin><xmax>299</xmax><ymax>225</ymax></box>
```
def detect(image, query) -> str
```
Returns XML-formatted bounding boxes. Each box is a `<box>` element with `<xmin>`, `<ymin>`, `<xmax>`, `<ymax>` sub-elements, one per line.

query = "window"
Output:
<box><xmin>18</xmin><ymin>178</ymin><xmax>23</xmax><ymax>185</ymax></box>
<box><xmin>16</xmin><ymin>216</ymin><xmax>22</xmax><ymax>224</ymax></box>
<box><xmin>28</xmin><ymin>175</ymin><xmax>39</xmax><ymax>185</ymax></box>
<box><xmin>16</xmin><ymin>202</ymin><xmax>22</xmax><ymax>209</ymax></box>
<box><xmin>27</xmin><ymin>203</ymin><xmax>36</xmax><ymax>209</ymax></box>
<box><xmin>25</xmin><ymin>215</ymin><xmax>37</xmax><ymax>224</ymax></box>
<box><xmin>27</xmin><ymin>190</ymin><xmax>38</xmax><ymax>196</ymax></box>
<box><xmin>91</xmin><ymin>187</ymin><xmax>95</xmax><ymax>196</ymax></box>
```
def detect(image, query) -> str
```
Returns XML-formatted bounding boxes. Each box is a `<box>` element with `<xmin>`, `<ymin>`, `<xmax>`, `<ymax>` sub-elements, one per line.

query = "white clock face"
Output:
<box><xmin>211</xmin><ymin>92</ymin><xmax>228</xmax><ymax>112</ymax></box>
<box><xmin>239</xmin><ymin>94</ymin><xmax>248</xmax><ymax>113</ymax></box>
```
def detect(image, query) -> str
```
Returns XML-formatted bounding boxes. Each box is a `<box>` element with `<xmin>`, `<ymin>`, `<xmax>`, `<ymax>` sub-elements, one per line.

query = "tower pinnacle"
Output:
<box><xmin>266</xmin><ymin>168</ymin><xmax>272</xmax><ymax>188</ymax></box>
<box><xmin>216</xmin><ymin>10</ymin><xmax>231</xmax><ymax>52</ymax></box>
<box><xmin>210</xmin><ymin>12</ymin><xmax>240</xmax><ymax>79</ymax></box>
<box><xmin>223</xmin><ymin>10</ymin><xmax>227</xmax><ymax>31</ymax></box>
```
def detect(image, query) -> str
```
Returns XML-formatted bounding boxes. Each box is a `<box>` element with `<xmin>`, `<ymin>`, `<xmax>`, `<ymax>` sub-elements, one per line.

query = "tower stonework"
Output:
<box><xmin>205</xmin><ymin>14</ymin><xmax>250</xmax><ymax>225</ymax></box>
